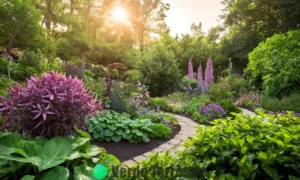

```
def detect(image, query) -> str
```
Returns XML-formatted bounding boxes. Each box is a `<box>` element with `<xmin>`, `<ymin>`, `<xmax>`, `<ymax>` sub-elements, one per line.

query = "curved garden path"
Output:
<box><xmin>122</xmin><ymin>114</ymin><xmax>203</xmax><ymax>166</ymax></box>
<box><xmin>122</xmin><ymin>108</ymin><xmax>256</xmax><ymax>166</ymax></box>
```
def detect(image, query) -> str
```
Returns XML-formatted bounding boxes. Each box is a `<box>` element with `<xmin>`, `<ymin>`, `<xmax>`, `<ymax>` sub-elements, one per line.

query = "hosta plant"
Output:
<box><xmin>0</xmin><ymin>71</ymin><xmax>102</xmax><ymax>137</ymax></box>
<box><xmin>0</xmin><ymin>129</ymin><xmax>120</xmax><ymax>179</ymax></box>
<box><xmin>87</xmin><ymin>111</ymin><xmax>154</xmax><ymax>143</ymax></box>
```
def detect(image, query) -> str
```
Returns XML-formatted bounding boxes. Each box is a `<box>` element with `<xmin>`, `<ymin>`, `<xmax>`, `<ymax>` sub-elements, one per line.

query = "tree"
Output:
<box><xmin>247</xmin><ymin>30</ymin><xmax>300</xmax><ymax>98</ymax></box>
<box><xmin>128</xmin><ymin>0</ymin><xmax>169</xmax><ymax>52</ymax></box>
<box><xmin>0</xmin><ymin>0</ymin><xmax>44</xmax><ymax>55</ymax></box>
<box><xmin>139</xmin><ymin>42</ymin><xmax>181</xmax><ymax>96</ymax></box>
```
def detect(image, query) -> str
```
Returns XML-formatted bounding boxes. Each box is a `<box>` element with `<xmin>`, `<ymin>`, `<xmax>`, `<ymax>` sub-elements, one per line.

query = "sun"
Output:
<box><xmin>112</xmin><ymin>6</ymin><xmax>127</xmax><ymax>21</ymax></box>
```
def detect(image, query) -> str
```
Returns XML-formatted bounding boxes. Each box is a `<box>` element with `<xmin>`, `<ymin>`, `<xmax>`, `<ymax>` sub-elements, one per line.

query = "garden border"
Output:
<box><xmin>122</xmin><ymin>114</ymin><xmax>203</xmax><ymax>166</ymax></box>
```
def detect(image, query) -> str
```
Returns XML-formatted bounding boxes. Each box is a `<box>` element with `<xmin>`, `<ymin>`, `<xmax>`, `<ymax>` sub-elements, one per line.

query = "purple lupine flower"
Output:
<box><xmin>205</xmin><ymin>57</ymin><xmax>214</xmax><ymax>86</ymax></box>
<box><xmin>188</xmin><ymin>58</ymin><xmax>194</xmax><ymax>80</ymax></box>
<box><xmin>197</xmin><ymin>64</ymin><xmax>204</xmax><ymax>87</ymax></box>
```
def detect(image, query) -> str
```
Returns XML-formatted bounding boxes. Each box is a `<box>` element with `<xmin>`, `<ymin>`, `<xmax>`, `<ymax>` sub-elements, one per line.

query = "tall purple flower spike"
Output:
<box><xmin>205</xmin><ymin>57</ymin><xmax>214</xmax><ymax>85</ymax></box>
<box><xmin>188</xmin><ymin>58</ymin><xmax>194</xmax><ymax>80</ymax></box>
<box><xmin>197</xmin><ymin>64</ymin><xmax>203</xmax><ymax>87</ymax></box>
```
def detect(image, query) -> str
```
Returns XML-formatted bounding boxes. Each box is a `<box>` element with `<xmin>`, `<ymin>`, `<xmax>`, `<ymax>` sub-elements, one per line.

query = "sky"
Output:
<box><xmin>162</xmin><ymin>0</ymin><xmax>224</xmax><ymax>36</ymax></box>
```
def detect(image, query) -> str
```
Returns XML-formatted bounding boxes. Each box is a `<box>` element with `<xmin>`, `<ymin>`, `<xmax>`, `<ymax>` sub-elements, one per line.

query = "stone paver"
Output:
<box><xmin>122</xmin><ymin>114</ymin><xmax>199</xmax><ymax>166</ymax></box>
<box><xmin>123</xmin><ymin>160</ymin><xmax>137</xmax><ymax>166</ymax></box>
<box><xmin>133</xmin><ymin>155</ymin><xmax>148</xmax><ymax>163</ymax></box>
<box><xmin>239</xmin><ymin>107</ymin><xmax>257</xmax><ymax>116</ymax></box>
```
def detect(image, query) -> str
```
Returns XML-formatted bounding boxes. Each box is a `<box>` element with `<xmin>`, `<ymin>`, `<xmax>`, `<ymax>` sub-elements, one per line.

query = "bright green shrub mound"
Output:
<box><xmin>247</xmin><ymin>30</ymin><xmax>300</xmax><ymax>97</ymax></box>
<box><xmin>137</xmin><ymin>112</ymin><xmax>300</xmax><ymax>179</ymax></box>
<box><xmin>149</xmin><ymin>123</ymin><xmax>171</xmax><ymax>139</ymax></box>
<box><xmin>0</xmin><ymin>130</ymin><xmax>120</xmax><ymax>179</ymax></box>
<box><xmin>87</xmin><ymin>111</ymin><xmax>154</xmax><ymax>143</ymax></box>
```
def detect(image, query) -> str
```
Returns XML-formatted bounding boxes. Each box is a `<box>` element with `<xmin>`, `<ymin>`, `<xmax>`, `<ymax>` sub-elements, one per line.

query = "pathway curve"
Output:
<box><xmin>239</xmin><ymin>107</ymin><xmax>257</xmax><ymax>116</ymax></box>
<box><xmin>122</xmin><ymin>114</ymin><xmax>202</xmax><ymax>166</ymax></box>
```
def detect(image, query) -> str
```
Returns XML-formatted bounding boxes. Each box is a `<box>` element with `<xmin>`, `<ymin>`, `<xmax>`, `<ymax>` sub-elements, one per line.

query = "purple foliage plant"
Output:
<box><xmin>0</xmin><ymin>71</ymin><xmax>102</xmax><ymax>137</ymax></box>
<box><xmin>188</xmin><ymin>58</ymin><xmax>194</xmax><ymax>80</ymax></box>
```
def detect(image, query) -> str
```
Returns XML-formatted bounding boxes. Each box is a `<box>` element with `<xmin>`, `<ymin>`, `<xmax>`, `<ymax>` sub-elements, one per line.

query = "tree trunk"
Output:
<box><xmin>7</xmin><ymin>35</ymin><xmax>16</xmax><ymax>54</ymax></box>
<box><xmin>70</xmin><ymin>0</ymin><xmax>74</xmax><ymax>14</ymax></box>
<box><xmin>45</xmin><ymin>0</ymin><xmax>52</xmax><ymax>30</ymax></box>
<box><xmin>80</xmin><ymin>51</ymin><xmax>86</xmax><ymax>79</ymax></box>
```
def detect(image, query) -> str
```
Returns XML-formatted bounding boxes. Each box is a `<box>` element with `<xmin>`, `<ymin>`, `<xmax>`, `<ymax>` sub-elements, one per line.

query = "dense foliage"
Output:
<box><xmin>135</xmin><ymin>112</ymin><xmax>300</xmax><ymax>179</ymax></box>
<box><xmin>0</xmin><ymin>72</ymin><xmax>101</xmax><ymax>137</ymax></box>
<box><xmin>247</xmin><ymin>30</ymin><xmax>300</xmax><ymax>97</ymax></box>
<box><xmin>0</xmin><ymin>130</ymin><xmax>120</xmax><ymax>179</ymax></box>
<box><xmin>87</xmin><ymin>111</ymin><xmax>154</xmax><ymax>143</ymax></box>
<box><xmin>261</xmin><ymin>94</ymin><xmax>300</xmax><ymax>113</ymax></box>
<box><xmin>139</xmin><ymin>43</ymin><xmax>182</xmax><ymax>97</ymax></box>
<box><xmin>149</xmin><ymin>123</ymin><xmax>172</xmax><ymax>139</ymax></box>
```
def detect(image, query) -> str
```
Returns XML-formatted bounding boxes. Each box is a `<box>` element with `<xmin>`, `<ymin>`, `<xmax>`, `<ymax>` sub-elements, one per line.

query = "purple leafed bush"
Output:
<box><xmin>198</xmin><ymin>104</ymin><xmax>225</xmax><ymax>120</ymax></box>
<box><xmin>0</xmin><ymin>71</ymin><xmax>102</xmax><ymax>137</ymax></box>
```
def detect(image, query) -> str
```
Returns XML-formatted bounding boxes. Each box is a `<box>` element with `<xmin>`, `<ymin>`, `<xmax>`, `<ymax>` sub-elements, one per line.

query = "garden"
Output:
<box><xmin>0</xmin><ymin>0</ymin><xmax>300</xmax><ymax>179</ymax></box>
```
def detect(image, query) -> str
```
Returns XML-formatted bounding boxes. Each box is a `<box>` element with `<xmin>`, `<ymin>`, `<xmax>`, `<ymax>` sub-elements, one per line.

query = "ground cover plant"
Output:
<box><xmin>149</xmin><ymin>123</ymin><xmax>172</xmax><ymax>139</ymax></box>
<box><xmin>133</xmin><ymin>112</ymin><xmax>300</xmax><ymax>179</ymax></box>
<box><xmin>87</xmin><ymin>111</ymin><xmax>154</xmax><ymax>143</ymax></box>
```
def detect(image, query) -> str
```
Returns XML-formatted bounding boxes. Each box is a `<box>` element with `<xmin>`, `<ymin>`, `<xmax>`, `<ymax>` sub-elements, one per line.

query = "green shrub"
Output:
<box><xmin>138</xmin><ymin>112</ymin><xmax>300</xmax><ymax>179</ymax></box>
<box><xmin>161</xmin><ymin>113</ymin><xmax>178</xmax><ymax>125</ymax></box>
<box><xmin>181</xmin><ymin>75</ymin><xmax>198</xmax><ymax>89</ymax></box>
<box><xmin>138</xmin><ymin>113</ymin><xmax>161</xmax><ymax>123</ymax></box>
<box><xmin>139</xmin><ymin>42</ymin><xmax>182</xmax><ymax>96</ymax></box>
<box><xmin>247</xmin><ymin>30</ymin><xmax>300</xmax><ymax>97</ymax></box>
<box><xmin>0</xmin><ymin>75</ymin><xmax>14</xmax><ymax>96</ymax></box>
<box><xmin>262</xmin><ymin>94</ymin><xmax>300</xmax><ymax>113</ymax></box>
<box><xmin>185</xmin><ymin>95</ymin><xmax>211</xmax><ymax>115</ymax></box>
<box><xmin>87</xmin><ymin>111</ymin><xmax>154</xmax><ymax>143</ymax></box>
<box><xmin>208</xmin><ymin>83</ymin><xmax>232</xmax><ymax>102</ymax></box>
<box><xmin>19</xmin><ymin>50</ymin><xmax>43</xmax><ymax>70</ymax></box>
<box><xmin>149</xmin><ymin>123</ymin><xmax>171</xmax><ymax>139</ymax></box>
<box><xmin>218</xmin><ymin>99</ymin><xmax>242</xmax><ymax>114</ymax></box>
<box><xmin>0</xmin><ymin>130</ymin><xmax>120</xmax><ymax>179</ymax></box>
<box><xmin>150</xmin><ymin>97</ymin><xmax>169</xmax><ymax>110</ymax></box>
<box><xmin>124</xmin><ymin>69</ymin><xmax>143</xmax><ymax>83</ymax></box>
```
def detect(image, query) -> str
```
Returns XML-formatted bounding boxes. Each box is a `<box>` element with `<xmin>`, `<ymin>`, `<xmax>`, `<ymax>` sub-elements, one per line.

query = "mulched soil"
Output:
<box><xmin>91</xmin><ymin>125</ymin><xmax>181</xmax><ymax>162</ymax></box>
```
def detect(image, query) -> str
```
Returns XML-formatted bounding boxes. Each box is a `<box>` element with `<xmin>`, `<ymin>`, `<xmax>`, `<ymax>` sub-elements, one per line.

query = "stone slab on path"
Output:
<box><xmin>239</xmin><ymin>107</ymin><xmax>257</xmax><ymax>117</ymax></box>
<box><xmin>121</xmin><ymin>114</ymin><xmax>200</xmax><ymax>166</ymax></box>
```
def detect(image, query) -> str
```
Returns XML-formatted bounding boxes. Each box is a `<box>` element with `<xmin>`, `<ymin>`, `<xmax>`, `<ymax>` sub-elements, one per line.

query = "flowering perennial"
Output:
<box><xmin>205</xmin><ymin>57</ymin><xmax>214</xmax><ymax>85</ymax></box>
<box><xmin>235</xmin><ymin>93</ymin><xmax>260</xmax><ymax>108</ymax></box>
<box><xmin>197</xmin><ymin>64</ymin><xmax>204</xmax><ymax>87</ymax></box>
<box><xmin>198</xmin><ymin>104</ymin><xmax>225</xmax><ymax>120</ymax></box>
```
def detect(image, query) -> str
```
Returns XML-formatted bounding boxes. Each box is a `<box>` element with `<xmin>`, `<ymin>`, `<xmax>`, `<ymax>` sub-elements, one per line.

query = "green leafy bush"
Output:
<box><xmin>0</xmin><ymin>58</ymin><xmax>36</xmax><ymax>81</ymax></box>
<box><xmin>208</xmin><ymin>83</ymin><xmax>232</xmax><ymax>102</ymax></box>
<box><xmin>150</xmin><ymin>97</ymin><xmax>169</xmax><ymax>110</ymax></box>
<box><xmin>138</xmin><ymin>112</ymin><xmax>300</xmax><ymax>179</ymax></box>
<box><xmin>0</xmin><ymin>130</ymin><xmax>120</xmax><ymax>179</ymax></box>
<box><xmin>87</xmin><ymin>111</ymin><xmax>154</xmax><ymax>143</ymax></box>
<box><xmin>161</xmin><ymin>113</ymin><xmax>178</xmax><ymax>125</ymax></box>
<box><xmin>261</xmin><ymin>94</ymin><xmax>300</xmax><ymax>113</ymax></box>
<box><xmin>0</xmin><ymin>75</ymin><xmax>14</xmax><ymax>96</ymax></box>
<box><xmin>19</xmin><ymin>50</ymin><xmax>43</xmax><ymax>70</ymax></box>
<box><xmin>247</xmin><ymin>30</ymin><xmax>300</xmax><ymax>97</ymax></box>
<box><xmin>149</xmin><ymin>123</ymin><xmax>171</xmax><ymax>139</ymax></box>
<box><xmin>185</xmin><ymin>95</ymin><xmax>211</xmax><ymax>115</ymax></box>
<box><xmin>138</xmin><ymin>113</ymin><xmax>161</xmax><ymax>123</ymax></box>
<box><xmin>181</xmin><ymin>75</ymin><xmax>198</xmax><ymax>89</ymax></box>
<box><xmin>139</xmin><ymin>42</ymin><xmax>182</xmax><ymax>96</ymax></box>
<box><xmin>218</xmin><ymin>99</ymin><xmax>242</xmax><ymax>114</ymax></box>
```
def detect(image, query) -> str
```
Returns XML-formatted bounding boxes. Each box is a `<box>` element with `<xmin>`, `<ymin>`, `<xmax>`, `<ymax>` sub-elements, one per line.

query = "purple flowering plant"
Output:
<box><xmin>198</xmin><ymin>104</ymin><xmax>225</xmax><ymax>121</ymax></box>
<box><xmin>235</xmin><ymin>92</ymin><xmax>260</xmax><ymax>108</ymax></box>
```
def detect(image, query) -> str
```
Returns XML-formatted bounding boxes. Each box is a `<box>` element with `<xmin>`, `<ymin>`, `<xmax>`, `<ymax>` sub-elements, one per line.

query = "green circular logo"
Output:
<box><xmin>93</xmin><ymin>164</ymin><xmax>108</xmax><ymax>179</ymax></box>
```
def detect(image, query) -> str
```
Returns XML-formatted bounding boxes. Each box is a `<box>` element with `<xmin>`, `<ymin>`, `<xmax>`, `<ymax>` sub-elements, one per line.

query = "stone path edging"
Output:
<box><xmin>239</xmin><ymin>107</ymin><xmax>257</xmax><ymax>116</ymax></box>
<box><xmin>122</xmin><ymin>114</ymin><xmax>203</xmax><ymax>166</ymax></box>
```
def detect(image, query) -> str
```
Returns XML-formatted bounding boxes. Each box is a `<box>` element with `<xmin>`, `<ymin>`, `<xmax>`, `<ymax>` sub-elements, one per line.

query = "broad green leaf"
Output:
<box><xmin>72</xmin><ymin>137</ymin><xmax>90</xmax><ymax>149</ymax></box>
<box><xmin>142</xmin><ymin>135</ymin><xmax>150</xmax><ymax>143</ymax></box>
<box><xmin>40</xmin><ymin>166</ymin><xmax>69</xmax><ymax>180</ymax></box>
<box><xmin>34</xmin><ymin>136</ymin><xmax>48</xmax><ymax>146</ymax></box>
<box><xmin>289</xmin><ymin>176</ymin><xmax>300</xmax><ymax>180</ymax></box>
<box><xmin>0</xmin><ymin>154</ymin><xmax>40</xmax><ymax>166</ymax></box>
<box><xmin>0</xmin><ymin>133</ymin><xmax>24</xmax><ymax>155</ymax></box>
<box><xmin>112</xmin><ymin>135</ymin><xmax>122</xmax><ymax>142</ymax></box>
<box><xmin>262</xmin><ymin>164</ymin><xmax>283</xmax><ymax>180</ymax></box>
<box><xmin>99</xmin><ymin>154</ymin><xmax>121</xmax><ymax>167</ymax></box>
<box><xmin>115</xmin><ymin>129</ymin><xmax>123</xmax><ymax>135</ymax></box>
<box><xmin>104</xmin><ymin>129</ymin><xmax>114</xmax><ymax>137</ymax></box>
<box><xmin>257</xmin><ymin>152</ymin><xmax>267</xmax><ymax>162</ymax></box>
<box><xmin>75</xmin><ymin>128</ymin><xmax>91</xmax><ymax>138</ymax></box>
<box><xmin>74</xmin><ymin>165</ymin><xmax>96</xmax><ymax>180</ymax></box>
<box><xmin>86</xmin><ymin>145</ymin><xmax>102</xmax><ymax>156</ymax></box>
<box><xmin>38</xmin><ymin>137</ymin><xmax>73</xmax><ymax>171</ymax></box>
<box><xmin>122</xmin><ymin>133</ymin><xmax>132</xmax><ymax>140</ymax></box>
<box><xmin>212</xmin><ymin>157</ymin><xmax>217</xmax><ymax>164</ymax></box>
<box><xmin>21</xmin><ymin>175</ymin><xmax>35</xmax><ymax>180</ymax></box>
<box><xmin>66</xmin><ymin>151</ymin><xmax>81</xmax><ymax>160</ymax></box>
